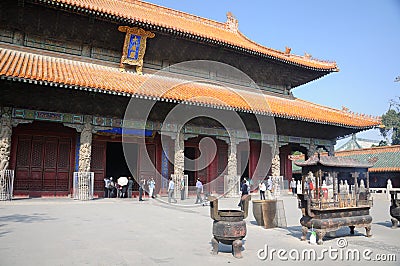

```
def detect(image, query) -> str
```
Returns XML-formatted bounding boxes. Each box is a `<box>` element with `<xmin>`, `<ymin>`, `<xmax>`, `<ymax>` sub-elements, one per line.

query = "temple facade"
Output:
<box><xmin>0</xmin><ymin>0</ymin><xmax>380</xmax><ymax>198</ymax></box>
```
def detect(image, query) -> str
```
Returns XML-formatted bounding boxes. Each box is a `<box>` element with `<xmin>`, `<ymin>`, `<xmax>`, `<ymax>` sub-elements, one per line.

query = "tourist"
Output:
<box><xmin>195</xmin><ymin>178</ymin><xmax>203</xmax><ymax>204</ymax></box>
<box><xmin>259</xmin><ymin>181</ymin><xmax>266</xmax><ymax>200</ymax></box>
<box><xmin>238</xmin><ymin>179</ymin><xmax>249</xmax><ymax>210</ymax></box>
<box><xmin>290</xmin><ymin>179</ymin><xmax>297</xmax><ymax>196</ymax></box>
<box><xmin>139</xmin><ymin>177</ymin><xmax>145</xmax><ymax>201</ymax></box>
<box><xmin>115</xmin><ymin>182</ymin><xmax>122</xmax><ymax>198</ymax></box>
<box><xmin>267</xmin><ymin>177</ymin><xmax>272</xmax><ymax>191</ymax></box>
<box><xmin>120</xmin><ymin>179</ymin><xmax>127</xmax><ymax>198</ymax></box>
<box><xmin>168</xmin><ymin>177</ymin><xmax>177</xmax><ymax>203</ymax></box>
<box><xmin>244</xmin><ymin>178</ymin><xmax>250</xmax><ymax>193</ymax></box>
<box><xmin>103</xmin><ymin>177</ymin><xmax>110</xmax><ymax>198</ymax></box>
<box><xmin>180</xmin><ymin>176</ymin><xmax>185</xmax><ymax>200</ymax></box>
<box><xmin>127</xmin><ymin>176</ymin><xmax>134</xmax><ymax>198</ymax></box>
<box><xmin>109</xmin><ymin>177</ymin><xmax>116</xmax><ymax>198</ymax></box>
<box><xmin>148</xmin><ymin>177</ymin><xmax>155</xmax><ymax>198</ymax></box>
<box><xmin>266</xmin><ymin>177</ymin><xmax>273</xmax><ymax>199</ymax></box>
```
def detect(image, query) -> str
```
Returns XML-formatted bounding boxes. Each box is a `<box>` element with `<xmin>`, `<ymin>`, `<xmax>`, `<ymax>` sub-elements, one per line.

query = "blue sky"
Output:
<box><xmin>147</xmin><ymin>0</ymin><xmax>400</xmax><ymax>146</ymax></box>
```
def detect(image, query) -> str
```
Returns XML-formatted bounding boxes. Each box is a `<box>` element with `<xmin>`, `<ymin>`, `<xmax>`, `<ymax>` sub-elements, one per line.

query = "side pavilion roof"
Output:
<box><xmin>292</xmin><ymin>146</ymin><xmax>400</xmax><ymax>173</ymax></box>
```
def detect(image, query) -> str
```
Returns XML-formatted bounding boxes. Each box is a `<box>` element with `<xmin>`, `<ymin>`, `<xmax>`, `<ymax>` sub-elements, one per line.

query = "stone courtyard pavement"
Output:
<box><xmin>0</xmin><ymin>193</ymin><xmax>399</xmax><ymax>266</ymax></box>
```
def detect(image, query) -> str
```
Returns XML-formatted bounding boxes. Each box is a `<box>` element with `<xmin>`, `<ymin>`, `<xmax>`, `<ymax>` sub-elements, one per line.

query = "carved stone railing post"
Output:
<box><xmin>0</xmin><ymin>108</ymin><xmax>12</xmax><ymax>200</ymax></box>
<box><xmin>173</xmin><ymin>130</ymin><xmax>184</xmax><ymax>199</ymax></box>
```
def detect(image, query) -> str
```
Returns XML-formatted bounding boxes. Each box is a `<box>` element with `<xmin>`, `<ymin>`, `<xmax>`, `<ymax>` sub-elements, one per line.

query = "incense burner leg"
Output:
<box><xmin>316</xmin><ymin>229</ymin><xmax>326</xmax><ymax>245</ymax></box>
<box><xmin>391</xmin><ymin>218</ymin><xmax>399</xmax><ymax>228</ymax></box>
<box><xmin>211</xmin><ymin>237</ymin><xmax>219</xmax><ymax>255</ymax></box>
<box><xmin>349</xmin><ymin>226</ymin><xmax>355</xmax><ymax>235</ymax></box>
<box><xmin>301</xmin><ymin>226</ymin><xmax>308</xmax><ymax>241</ymax></box>
<box><xmin>365</xmin><ymin>225</ymin><xmax>372</xmax><ymax>237</ymax></box>
<box><xmin>232</xmin><ymin>239</ymin><xmax>243</xmax><ymax>259</ymax></box>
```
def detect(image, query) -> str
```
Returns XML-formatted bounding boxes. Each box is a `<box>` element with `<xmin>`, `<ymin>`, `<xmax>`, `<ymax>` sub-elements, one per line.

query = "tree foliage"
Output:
<box><xmin>380</xmin><ymin>97</ymin><xmax>400</xmax><ymax>144</ymax></box>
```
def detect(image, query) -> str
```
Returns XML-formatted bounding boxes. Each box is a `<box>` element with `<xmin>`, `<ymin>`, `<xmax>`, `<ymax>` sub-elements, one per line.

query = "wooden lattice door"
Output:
<box><xmin>91</xmin><ymin>140</ymin><xmax>107</xmax><ymax>193</ymax></box>
<box><xmin>14</xmin><ymin>135</ymin><xmax>73</xmax><ymax>195</ymax></box>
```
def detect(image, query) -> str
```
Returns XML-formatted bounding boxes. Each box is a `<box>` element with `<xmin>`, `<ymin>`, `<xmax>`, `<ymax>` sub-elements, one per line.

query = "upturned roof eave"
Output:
<box><xmin>0</xmin><ymin>74</ymin><xmax>378</xmax><ymax>130</ymax></box>
<box><xmin>34</xmin><ymin>0</ymin><xmax>339</xmax><ymax>73</ymax></box>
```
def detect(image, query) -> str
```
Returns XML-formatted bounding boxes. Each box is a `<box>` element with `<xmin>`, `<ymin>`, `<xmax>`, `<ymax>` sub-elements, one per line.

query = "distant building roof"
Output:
<box><xmin>335</xmin><ymin>145</ymin><xmax>400</xmax><ymax>172</ymax></box>
<box><xmin>292</xmin><ymin>145</ymin><xmax>400</xmax><ymax>173</ymax></box>
<box><xmin>336</xmin><ymin>134</ymin><xmax>380</xmax><ymax>151</ymax></box>
<box><xmin>294</xmin><ymin>155</ymin><xmax>373</xmax><ymax>169</ymax></box>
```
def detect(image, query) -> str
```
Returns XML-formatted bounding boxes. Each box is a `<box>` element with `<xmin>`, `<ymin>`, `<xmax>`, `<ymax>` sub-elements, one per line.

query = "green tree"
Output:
<box><xmin>380</xmin><ymin>97</ymin><xmax>400</xmax><ymax>144</ymax></box>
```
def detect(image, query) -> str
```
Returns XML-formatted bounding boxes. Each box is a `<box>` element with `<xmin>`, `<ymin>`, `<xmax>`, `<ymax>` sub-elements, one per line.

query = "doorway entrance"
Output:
<box><xmin>106</xmin><ymin>142</ymin><xmax>138</xmax><ymax>189</ymax></box>
<box><xmin>184</xmin><ymin>146</ymin><xmax>197</xmax><ymax>187</ymax></box>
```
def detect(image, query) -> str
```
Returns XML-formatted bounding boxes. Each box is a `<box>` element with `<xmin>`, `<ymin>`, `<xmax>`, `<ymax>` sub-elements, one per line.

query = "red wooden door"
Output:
<box><xmin>91</xmin><ymin>140</ymin><xmax>107</xmax><ymax>193</ymax></box>
<box><xmin>56</xmin><ymin>138</ymin><xmax>73</xmax><ymax>193</ymax></box>
<box><xmin>30</xmin><ymin>137</ymin><xmax>45</xmax><ymax>191</ymax></box>
<box><xmin>14</xmin><ymin>135</ymin><xmax>73</xmax><ymax>196</ymax></box>
<box><xmin>14</xmin><ymin>136</ymin><xmax>32</xmax><ymax>191</ymax></box>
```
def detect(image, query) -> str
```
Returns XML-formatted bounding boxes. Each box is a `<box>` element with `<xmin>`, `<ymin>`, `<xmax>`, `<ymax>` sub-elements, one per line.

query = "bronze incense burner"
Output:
<box><xmin>390</xmin><ymin>191</ymin><xmax>400</xmax><ymax>228</ymax></box>
<box><xmin>295</xmin><ymin>155</ymin><xmax>374</xmax><ymax>245</ymax></box>
<box><xmin>209</xmin><ymin>195</ymin><xmax>251</xmax><ymax>258</ymax></box>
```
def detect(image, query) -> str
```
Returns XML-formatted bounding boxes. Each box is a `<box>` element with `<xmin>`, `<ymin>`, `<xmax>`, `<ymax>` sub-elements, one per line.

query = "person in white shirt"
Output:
<box><xmin>290</xmin><ymin>179</ymin><xmax>297</xmax><ymax>196</ymax></box>
<box><xmin>148</xmin><ymin>177</ymin><xmax>155</xmax><ymax>198</ymax></box>
<box><xmin>168</xmin><ymin>177</ymin><xmax>177</xmax><ymax>203</ymax></box>
<box><xmin>104</xmin><ymin>177</ymin><xmax>110</xmax><ymax>198</ymax></box>
<box><xmin>195</xmin><ymin>178</ymin><xmax>203</xmax><ymax>204</ymax></box>
<box><xmin>259</xmin><ymin>181</ymin><xmax>266</xmax><ymax>200</ymax></box>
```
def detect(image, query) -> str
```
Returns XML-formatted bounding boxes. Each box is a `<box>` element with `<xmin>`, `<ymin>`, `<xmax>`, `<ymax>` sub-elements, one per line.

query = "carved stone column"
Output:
<box><xmin>225</xmin><ymin>134</ymin><xmax>239</xmax><ymax>197</ymax></box>
<box><xmin>78</xmin><ymin>117</ymin><xmax>93</xmax><ymax>172</ymax></box>
<box><xmin>307</xmin><ymin>139</ymin><xmax>317</xmax><ymax>158</ymax></box>
<box><xmin>77</xmin><ymin>116</ymin><xmax>93</xmax><ymax>200</ymax></box>
<box><xmin>173</xmin><ymin>130</ymin><xmax>184</xmax><ymax>199</ymax></box>
<box><xmin>271</xmin><ymin>154</ymin><xmax>280</xmax><ymax>177</ymax></box>
<box><xmin>0</xmin><ymin>108</ymin><xmax>12</xmax><ymax>200</ymax></box>
<box><xmin>326</xmin><ymin>140</ymin><xmax>335</xmax><ymax>156</ymax></box>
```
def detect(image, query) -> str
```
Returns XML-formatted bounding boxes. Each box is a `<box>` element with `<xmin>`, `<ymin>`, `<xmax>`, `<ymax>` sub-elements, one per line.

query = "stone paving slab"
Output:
<box><xmin>0</xmin><ymin>193</ymin><xmax>398</xmax><ymax>265</ymax></box>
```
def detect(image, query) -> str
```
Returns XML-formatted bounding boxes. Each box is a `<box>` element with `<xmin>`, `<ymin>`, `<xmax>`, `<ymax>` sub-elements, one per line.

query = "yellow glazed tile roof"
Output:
<box><xmin>41</xmin><ymin>0</ymin><xmax>338</xmax><ymax>71</ymax></box>
<box><xmin>0</xmin><ymin>47</ymin><xmax>379</xmax><ymax>129</ymax></box>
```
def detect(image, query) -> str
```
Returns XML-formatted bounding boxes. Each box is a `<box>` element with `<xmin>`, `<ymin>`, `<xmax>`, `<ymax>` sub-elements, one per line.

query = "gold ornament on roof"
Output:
<box><xmin>226</xmin><ymin>12</ymin><xmax>238</xmax><ymax>32</ymax></box>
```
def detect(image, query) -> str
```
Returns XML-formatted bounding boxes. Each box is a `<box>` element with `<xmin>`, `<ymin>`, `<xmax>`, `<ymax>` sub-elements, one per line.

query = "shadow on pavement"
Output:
<box><xmin>0</xmin><ymin>213</ymin><xmax>56</xmax><ymax>224</ymax></box>
<box><xmin>374</xmin><ymin>221</ymin><xmax>394</xmax><ymax>228</ymax></box>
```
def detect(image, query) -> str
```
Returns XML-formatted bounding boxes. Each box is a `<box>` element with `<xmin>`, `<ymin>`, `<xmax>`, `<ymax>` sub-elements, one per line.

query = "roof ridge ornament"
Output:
<box><xmin>226</xmin><ymin>12</ymin><xmax>238</xmax><ymax>32</ymax></box>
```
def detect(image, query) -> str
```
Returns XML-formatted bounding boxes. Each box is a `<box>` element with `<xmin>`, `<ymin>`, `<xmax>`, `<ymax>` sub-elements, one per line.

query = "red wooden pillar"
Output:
<box><xmin>279</xmin><ymin>145</ymin><xmax>292</xmax><ymax>181</ymax></box>
<box><xmin>207</xmin><ymin>139</ymin><xmax>219</xmax><ymax>193</ymax></box>
<box><xmin>154</xmin><ymin>133</ymin><xmax>162</xmax><ymax>195</ymax></box>
<box><xmin>249</xmin><ymin>140</ymin><xmax>261</xmax><ymax>179</ymax></box>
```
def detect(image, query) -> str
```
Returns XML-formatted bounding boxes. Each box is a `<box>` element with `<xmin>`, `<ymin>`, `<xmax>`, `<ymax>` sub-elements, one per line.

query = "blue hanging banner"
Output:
<box><xmin>127</xmin><ymin>35</ymin><xmax>141</xmax><ymax>60</ymax></box>
<box><xmin>118</xmin><ymin>26</ymin><xmax>155</xmax><ymax>74</ymax></box>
